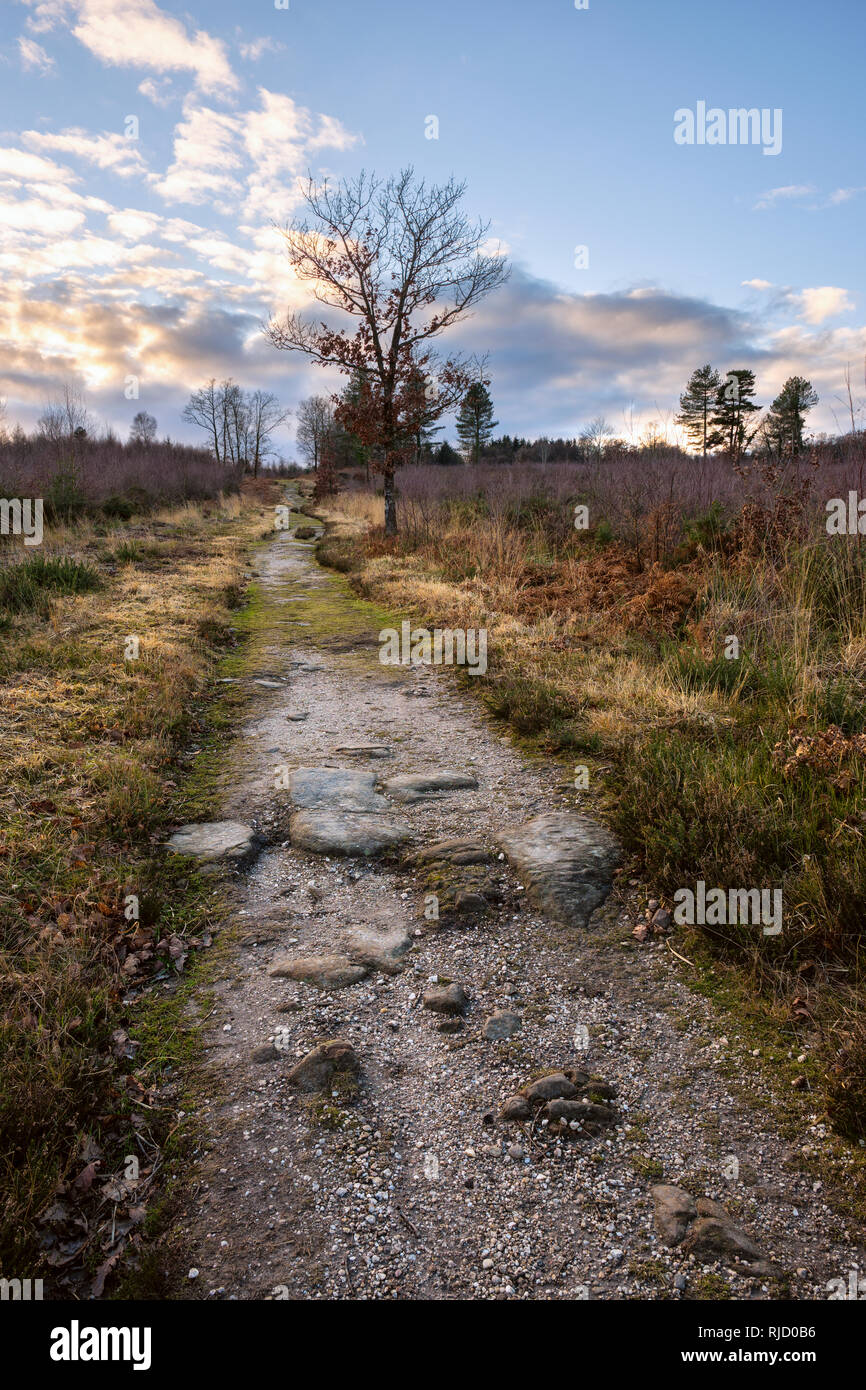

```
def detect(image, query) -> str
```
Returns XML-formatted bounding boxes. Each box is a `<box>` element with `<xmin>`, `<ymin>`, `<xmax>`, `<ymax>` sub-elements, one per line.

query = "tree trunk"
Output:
<box><xmin>383</xmin><ymin>466</ymin><xmax>397</xmax><ymax>534</ymax></box>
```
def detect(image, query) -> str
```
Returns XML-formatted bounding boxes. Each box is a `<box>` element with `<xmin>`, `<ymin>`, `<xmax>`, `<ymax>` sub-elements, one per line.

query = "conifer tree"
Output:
<box><xmin>707</xmin><ymin>369</ymin><xmax>759</xmax><ymax>459</ymax></box>
<box><xmin>676</xmin><ymin>364</ymin><xmax>721</xmax><ymax>458</ymax></box>
<box><xmin>456</xmin><ymin>380</ymin><xmax>497</xmax><ymax>463</ymax></box>
<box><xmin>765</xmin><ymin>376</ymin><xmax>818</xmax><ymax>456</ymax></box>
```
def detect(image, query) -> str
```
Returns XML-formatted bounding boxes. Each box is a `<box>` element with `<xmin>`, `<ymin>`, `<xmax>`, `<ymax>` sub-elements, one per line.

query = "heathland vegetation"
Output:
<box><xmin>314</xmin><ymin>427</ymin><xmax>866</xmax><ymax>1147</ymax></box>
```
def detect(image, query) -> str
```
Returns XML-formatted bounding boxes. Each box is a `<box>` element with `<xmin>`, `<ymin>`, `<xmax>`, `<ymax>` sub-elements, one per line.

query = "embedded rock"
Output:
<box><xmin>383</xmin><ymin>772</ymin><xmax>478</xmax><ymax>802</ymax></box>
<box><xmin>269</xmin><ymin>954</ymin><xmax>370</xmax><ymax>990</ymax></box>
<box><xmin>286</xmin><ymin>1039</ymin><xmax>358</xmax><ymax>1091</ymax></box>
<box><xmin>499</xmin><ymin>1095</ymin><xmax>533</xmax><ymax>1122</ymax></box>
<box><xmin>423</xmin><ymin>982</ymin><xmax>468</xmax><ymax>1015</ymax></box>
<box><xmin>545</xmin><ymin>1098</ymin><xmax>616</xmax><ymax>1126</ymax></box>
<box><xmin>343</xmin><ymin>926</ymin><xmax>412</xmax><ymax>974</ymax></box>
<box><xmin>519</xmin><ymin>1073</ymin><xmax>578</xmax><ymax>1105</ymax></box>
<box><xmin>681</xmin><ymin>1217</ymin><xmax>773</xmax><ymax>1269</ymax></box>
<box><xmin>289</xmin><ymin>809</ymin><xmax>410</xmax><ymax>857</ymax></box>
<box><xmin>483</xmin><ymin>1010</ymin><xmax>522</xmax><ymax>1041</ymax></box>
<box><xmin>498</xmin><ymin>812</ymin><xmax>620</xmax><ymax>928</ymax></box>
<box><xmin>651</xmin><ymin>1184</ymin><xmax>698</xmax><ymax>1247</ymax></box>
<box><xmin>165</xmin><ymin>821</ymin><xmax>262</xmax><ymax>870</ymax></box>
<box><xmin>289</xmin><ymin>767</ymin><xmax>389</xmax><ymax>813</ymax></box>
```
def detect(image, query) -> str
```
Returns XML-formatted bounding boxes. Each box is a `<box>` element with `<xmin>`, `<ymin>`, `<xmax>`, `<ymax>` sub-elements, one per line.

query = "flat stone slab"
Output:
<box><xmin>165</xmin><ymin>820</ymin><xmax>261</xmax><ymax>868</ymax></box>
<box><xmin>290</xmin><ymin>809</ymin><xmax>411</xmax><ymax>856</ymax></box>
<box><xmin>382</xmin><ymin>771</ymin><xmax>478</xmax><ymax>801</ymax></box>
<box><xmin>483</xmin><ymin>1009</ymin><xmax>522</xmax><ymax>1041</ymax></box>
<box><xmin>289</xmin><ymin>767</ymin><xmax>390</xmax><ymax>813</ymax></box>
<box><xmin>343</xmin><ymin>926</ymin><xmax>412</xmax><ymax>974</ymax></box>
<box><xmin>269</xmin><ymin>953</ymin><xmax>370</xmax><ymax>989</ymax></box>
<box><xmin>498</xmin><ymin>812</ymin><xmax>620</xmax><ymax>928</ymax></box>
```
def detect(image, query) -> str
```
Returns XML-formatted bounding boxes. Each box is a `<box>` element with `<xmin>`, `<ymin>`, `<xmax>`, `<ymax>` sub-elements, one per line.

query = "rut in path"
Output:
<box><xmin>173</xmin><ymin>499</ymin><xmax>864</xmax><ymax>1301</ymax></box>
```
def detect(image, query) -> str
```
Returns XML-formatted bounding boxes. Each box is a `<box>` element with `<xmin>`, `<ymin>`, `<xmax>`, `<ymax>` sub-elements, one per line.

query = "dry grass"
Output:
<box><xmin>0</xmin><ymin>478</ymin><xmax>279</xmax><ymax>1281</ymax></box>
<box><xmin>320</xmin><ymin>476</ymin><xmax>866</xmax><ymax>1141</ymax></box>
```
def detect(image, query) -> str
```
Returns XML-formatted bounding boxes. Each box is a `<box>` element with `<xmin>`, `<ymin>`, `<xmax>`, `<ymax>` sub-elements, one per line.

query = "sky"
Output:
<box><xmin>0</xmin><ymin>0</ymin><xmax>864</xmax><ymax>454</ymax></box>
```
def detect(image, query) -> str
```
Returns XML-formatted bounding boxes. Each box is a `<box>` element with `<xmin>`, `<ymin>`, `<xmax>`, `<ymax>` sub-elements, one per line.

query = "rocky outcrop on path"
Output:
<box><xmin>165</xmin><ymin>820</ymin><xmax>263</xmax><ymax>871</ymax></box>
<box><xmin>498</xmin><ymin>812</ymin><xmax>620</xmax><ymax>928</ymax></box>
<box><xmin>651</xmin><ymin>1183</ymin><xmax>777</xmax><ymax>1275</ymax></box>
<box><xmin>289</xmin><ymin>808</ymin><xmax>411</xmax><ymax>856</ymax></box>
<box><xmin>286</xmin><ymin>1039</ymin><xmax>358</xmax><ymax>1091</ymax></box>
<box><xmin>497</xmin><ymin>1067</ymin><xmax>619</xmax><ymax>1141</ymax></box>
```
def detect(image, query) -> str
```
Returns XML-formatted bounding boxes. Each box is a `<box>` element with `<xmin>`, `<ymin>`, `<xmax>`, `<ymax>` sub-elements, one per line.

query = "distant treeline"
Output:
<box><xmin>0</xmin><ymin>430</ymin><xmax>241</xmax><ymax>520</ymax></box>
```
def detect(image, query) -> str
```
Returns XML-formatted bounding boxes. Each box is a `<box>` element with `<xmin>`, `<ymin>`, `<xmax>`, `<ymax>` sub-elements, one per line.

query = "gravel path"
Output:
<box><xmin>175</xmin><ymin>499</ymin><xmax>865</xmax><ymax>1301</ymax></box>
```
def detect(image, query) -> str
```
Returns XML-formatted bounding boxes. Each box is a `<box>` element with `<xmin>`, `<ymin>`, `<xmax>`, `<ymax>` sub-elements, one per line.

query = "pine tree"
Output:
<box><xmin>676</xmin><ymin>364</ymin><xmax>722</xmax><ymax>458</ymax></box>
<box><xmin>707</xmin><ymin>369</ymin><xmax>759</xmax><ymax>459</ymax></box>
<box><xmin>434</xmin><ymin>440</ymin><xmax>463</xmax><ymax>466</ymax></box>
<box><xmin>402</xmin><ymin>365</ymin><xmax>444</xmax><ymax>463</ymax></box>
<box><xmin>765</xmin><ymin>376</ymin><xmax>818</xmax><ymax>456</ymax></box>
<box><xmin>456</xmin><ymin>381</ymin><xmax>497</xmax><ymax>463</ymax></box>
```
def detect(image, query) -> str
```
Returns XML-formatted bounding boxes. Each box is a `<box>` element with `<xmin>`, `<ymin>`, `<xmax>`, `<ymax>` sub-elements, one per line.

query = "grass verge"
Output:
<box><xmin>0</xmin><ymin>479</ymin><xmax>281</xmax><ymax>1292</ymax></box>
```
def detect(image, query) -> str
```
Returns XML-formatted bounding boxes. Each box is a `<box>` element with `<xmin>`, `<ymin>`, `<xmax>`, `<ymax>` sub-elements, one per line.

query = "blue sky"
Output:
<box><xmin>0</xmin><ymin>0</ymin><xmax>864</xmax><ymax>452</ymax></box>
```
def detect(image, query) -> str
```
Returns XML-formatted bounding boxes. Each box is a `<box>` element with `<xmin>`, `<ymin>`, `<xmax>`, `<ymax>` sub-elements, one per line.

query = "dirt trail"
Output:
<box><xmin>174</xmin><ymin>492</ymin><xmax>864</xmax><ymax>1301</ymax></box>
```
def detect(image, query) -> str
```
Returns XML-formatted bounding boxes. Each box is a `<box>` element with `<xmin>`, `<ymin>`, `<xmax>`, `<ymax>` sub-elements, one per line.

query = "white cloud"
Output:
<box><xmin>0</xmin><ymin>191</ymin><xmax>84</xmax><ymax>235</ymax></box>
<box><xmin>238</xmin><ymin>36</ymin><xmax>285</xmax><ymax>62</ymax></box>
<box><xmin>22</xmin><ymin>0</ymin><xmax>238</xmax><ymax>93</ymax></box>
<box><xmin>138</xmin><ymin>76</ymin><xmax>176</xmax><ymax>107</ymax></box>
<box><xmin>107</xmin><ymin>208</ymin><xmax>163</xmax><ymax>241</ymax></box>
<box><xmin>21</xmin><ymin>0</ymin><xmax>69</xmax><ymax>35</ymax></box>
<box><xmin>0</xmin><ymin>145</ymin><xmax>72</xmax><ymax>182</ymax></box>
<box><xmin>18</xmin><ymin>36</ymin><xmax>55</xmax><ymax>73</ymax></box>
<box><xmin>308</xmin><ymin>111</ymin><xmax>362</xmax><ymax>154</ymax></box>
<box><xmin>754</xmin><ymin>184</ymin><xmax>866</xmax><ymax>213</ymax></box>
<box><xmin>23</xmin><ymin>128</ymin><xmax>150</xmax><ymax>179</ymax></box>
<box><xmin>753</xmin><ymin>184</ymin><xmax>815</xmax><ymax>211</ymax></box>
<box><xmin>742</xmin><ymin>278</ymin><xmax>772</xmax><ymax>290</ymax></box>
<box><xmin>153</xmin><ymin>103</ymin><xmax>244</xmax><ymax>207</ymax></box>
<box><xmin>241</xmin><ymin>89</ymin><xmax>360</xmax><ymax>221</ymax></box>
<box><xmin>829</xmin><ymin>186</ymin><xmax>866</xmax><ymax>205</ymax></box>
<box><xmin>796</xmin><ymin>286</ymin><xmax>854</xmax><ymax>325</ymax></box>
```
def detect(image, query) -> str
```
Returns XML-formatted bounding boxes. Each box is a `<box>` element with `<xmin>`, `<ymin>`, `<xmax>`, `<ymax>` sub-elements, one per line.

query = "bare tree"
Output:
<box><xmin>183</xmin><ymin>379</ymin><xmax>224</xmax><ymax>461</ymax></box>
<box><xmin>37</xmin><ymin>383</ymin><xmax>90</xmax><ymax>441</ymax></box>
<box><xmin>265</xmin><ymin>167</ymin><xmax>510</xmax><ymax>532</ymax></box>
<box><xmin>580</xmin><ymin>416</ymin><xmax>615</xmax><ymax>461</ymax></box>
<box><xmin>246</xmin><ymin>389</ymin><xmax>290</xmax><ymax>476</ymax></box>
<box><xmin>183</xmin><ymin>380</ymin><xmax>286</xmax><ymax>474</ymax></box>
<box><xmin>129</xmin><ymin>410</ymin><xmax>157</xmax><ymax>446</ymax></box>
<box><xmin>295</xmin><ymin>395</ymin><xmax>334</xmax><ymax>471</ymax></box>
<box><xmin>220</xmin><ymin>380</ymin><xmax>247</xmax><ymax>468</ymax></box>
